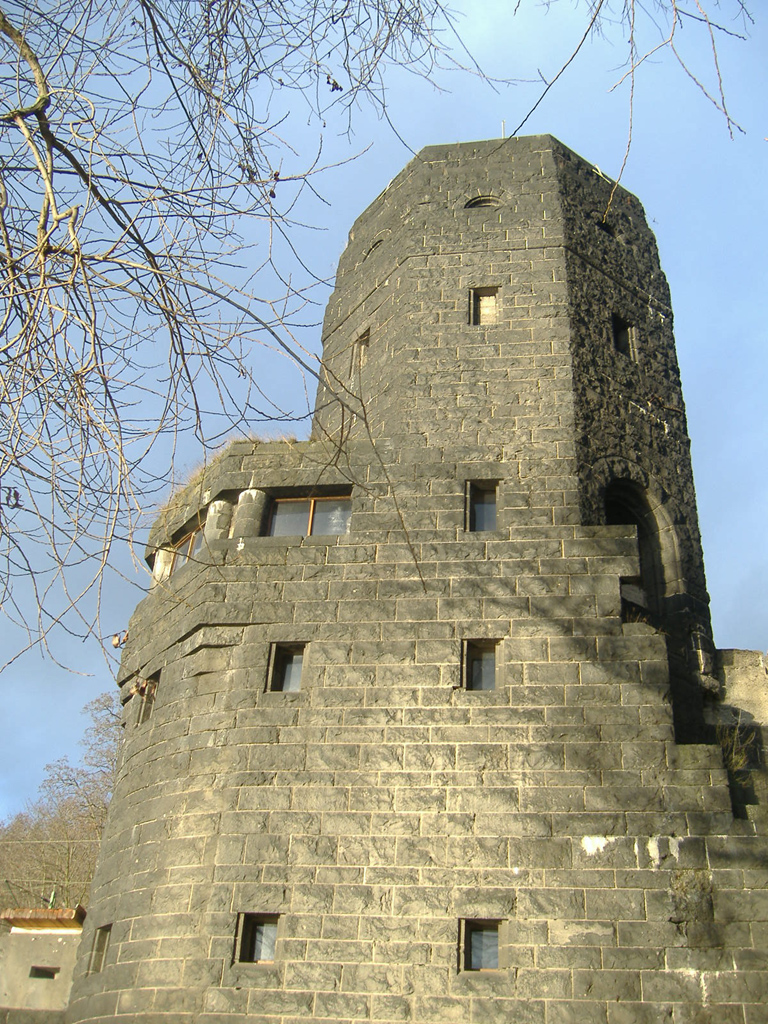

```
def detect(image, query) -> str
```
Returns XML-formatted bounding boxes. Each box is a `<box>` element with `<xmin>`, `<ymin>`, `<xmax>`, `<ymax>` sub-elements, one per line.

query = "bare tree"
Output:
<box><xmin>530</xmin><ymin>0</ymin><xmax>753</xmax><ymax>202</ymax></box>
<box><xmin>0</xmin><ymin>0</ymin><xmax>753</xmax><ymax>669</ymax></box>
<box><xmin>0</xmin><ymin>692</ymin><xmax>121</xmax><ymax>907</ymax></box>
<box><xmin>0</xmin><ymin>0</ymin><xmax>477</xmax><ymax>666</ymax></box>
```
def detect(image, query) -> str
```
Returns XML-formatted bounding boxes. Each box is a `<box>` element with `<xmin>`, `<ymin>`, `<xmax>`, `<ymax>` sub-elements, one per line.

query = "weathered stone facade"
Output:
<box><xmin>65</xmin><ymin>137</ymin><xmax>768</xmax><ymax>1024</ymax></box>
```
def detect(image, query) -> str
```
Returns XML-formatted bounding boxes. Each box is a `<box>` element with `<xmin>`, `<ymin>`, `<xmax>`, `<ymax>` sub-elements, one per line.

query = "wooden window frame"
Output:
<box><xmin>267</xmin><ymin>495</ymin><xmax>351</xmax><ymax>537</ymax></box>
<box><xmin>168</xmin><ymin>522</ymin><xmax>206</xmax><ymax>575</ymax></box>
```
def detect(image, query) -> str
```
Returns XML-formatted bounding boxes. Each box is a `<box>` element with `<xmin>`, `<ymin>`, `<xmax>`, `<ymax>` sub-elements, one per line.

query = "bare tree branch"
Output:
<box><xmin>0</xmin><ymin>0</ymin><xmax>753</xmax><ymax>670</ymax></box>
<box><xmin>0</xmin><ymin>0</ymin><xmax>470</xmax><ymax>666</ymax></box>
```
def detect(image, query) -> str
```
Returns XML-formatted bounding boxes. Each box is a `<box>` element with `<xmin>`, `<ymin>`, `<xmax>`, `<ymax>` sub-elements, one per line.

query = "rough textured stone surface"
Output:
<box><xmin>0</xmin><ymin>1013</ymin><xmax>65</xmax><ymax>1024</ymax></box>
<box><xmin>716</xmin><ymin>651</ymin><xmax>768</xmax><ymax>726</ymax></box>
<box><xmin>64</xmin><ymin>137</ymin><xmax>767</xmax><ymax>1024</ymax></box>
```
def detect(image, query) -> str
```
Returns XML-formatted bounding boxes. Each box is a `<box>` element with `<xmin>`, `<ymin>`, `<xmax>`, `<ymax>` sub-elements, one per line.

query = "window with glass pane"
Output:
<box><xmin>469</xmin><ymin>482</ymin><xmax>497</xmax><ymax>531</ymax></box>
<box><xmin>268</xmin><ymin>496</ymin><xmax>351</xmax><ymax>537</ymax></box>
<box><xmin>239</xmin><ymin>914</ymin><xmax>278</xmax><ymax>963</ymax></box>
<box><xmin>465</xmin><ymin>921</ymin><xmax>500</xmax><ymax>970</ymax></box>
<box><xmin>465</xmin><ymin>641</ymin><xmax>497</xmax><ymax>691</ymax></box>
<box><xmin>270</xmin><ymin>644</ymin><xmax>304</xmax><ymax>692</ymax></box>
<box><xmin>169</xmin><ymin>522</ymin><xmax>205</xmax><ymax>574</ymax></box>
<box><xmin>269</xmin><ymin>499</ymin><xmax>311</xmax><ymax>536</ymax></box>
<box><xmin>311</xmin><ymin>498</ymin><xmax>351</xmax><ymax>535</ymax></box>
<box><xmin>189</xmin><ymin>527</ymin><xmax>206</xmax><ymax>559</ymax></box>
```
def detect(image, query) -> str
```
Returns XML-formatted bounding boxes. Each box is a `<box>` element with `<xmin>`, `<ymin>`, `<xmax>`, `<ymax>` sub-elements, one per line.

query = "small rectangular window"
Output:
<box><xmin>89</xmin><ymin>924</ymin><xmax>111</xmax><ymax>975</ymax></box>
<box><xmin>464</xmin><ymin>920</ymin><xmax>500</xmax><ymax>971</ymax></box>
<box><xmin>468</xmin><ymin>481</ymin><xmax>497</xmax><ymax>532</ymax></box>
<box><xmin>612</xmin><ymin>314</ymin><xmax>637</xmax><ymax>359</ymax></box>
<box><xmin>268</xmin><ymin>496</ymin><xmax>351</xmax><ymax>537</ymax></box>
<box><xmin>464</xmin><ymin>641</ymin><xmax>498</xmax><ymax>691</ymax></box>
<box><xmin>239</xmin><ymin>914</ymin><xmax>278</xmax><ymax>963</ymax></box>
<box><xmin>470</xmin><ymin>287</ymin><xmax>499</xmax><ymax>325</ymax></box>
<box><xmin>136</xmin><ymin>673</ymin><xmax>159</xmax><ymax>726</ymax></box>
<box><xmin>29</xmin><ymin>966</ymin><xmax>60</xmax><ymax>980</ymax></box>
<box><xmin>169</xmin><ymin>522</ymin><xmax>206</xmax><ymax>575</ymax></box>
<box><xmin>270</xmin><ymin>644</ymin><xmax>305</xmax><ymax>692</ymax></box>
<box><xmin>351</xmin><ymin>328</ymin><xmax>369</xmax><ymax>374</ymax></box>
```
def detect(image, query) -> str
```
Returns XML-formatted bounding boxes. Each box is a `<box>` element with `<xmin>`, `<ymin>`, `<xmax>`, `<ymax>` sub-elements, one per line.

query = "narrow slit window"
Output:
<box><xmin>268</xmin><ymin>496</ymin><xmax>351</xmax><ymax>537</ymax></box>
<box><xmin>136</xmin><ymin>673</ymin><xmax>159</xmax><ymax>726</ymax></box>
<box><xmin>29</xmin><ymin>966</ymin><xmax>60</xmax><ymax>980</ymax></box>
<box><xmin>464</xmin><ymin>920</ymin><xmax>500</xmax><ymax>971</ymax></box>
<box><xmin>355</xmin><ymin>329</ymin><xmax>370</xmax><ymax>372</ymax></box>
<box><xmin>612</xmin><ymin>314</ymin><xmax>637</xmax><ymax>360</ymax></box>
<box><xmin>270</xmin><ymin>644</ymin><xmax>305</xmax><ymax>692</ymax></box>
<box><xmin>468</xmin><ymin>482</ymin><xmax>497</xmax><ymax>532</ymax></box>
<box><xmin>239</xmin><ymin>914</ymin><xmax>278</xmax><ymax>963</ymax></box>
<box><xmin>470</xmin><ymin>287</ymin><xmax>499</xmax><ymax>325</ymax></box>
<box><xmin>464</xmin><ymin>641</ymin><xmax>498</xmax><ymax>692</ymax></box>
<box><xmin>89</xmin><ymin>924</ymin><xmax>112</xmax><ymax>975</ymax></box>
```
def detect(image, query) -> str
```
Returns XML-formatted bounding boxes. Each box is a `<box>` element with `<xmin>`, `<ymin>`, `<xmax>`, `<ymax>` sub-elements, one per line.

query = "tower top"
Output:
<box><xmin>313</xmin><ymin>134</ymin><xmax>670</xmax><ymax>446</ymax></box>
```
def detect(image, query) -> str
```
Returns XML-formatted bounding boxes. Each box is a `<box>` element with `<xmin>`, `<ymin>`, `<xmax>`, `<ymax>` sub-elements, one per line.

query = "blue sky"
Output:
<box><xmin>2</xmin><ymin>1</ymin><xmax>766</xmax><ymax>820</ymax></box>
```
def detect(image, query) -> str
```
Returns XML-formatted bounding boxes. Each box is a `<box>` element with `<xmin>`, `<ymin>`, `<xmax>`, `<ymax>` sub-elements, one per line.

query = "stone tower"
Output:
<box><xmin>66</xmin><ymin>137</ymin><xmax>768</xmax><ymax>1024</ymax></box>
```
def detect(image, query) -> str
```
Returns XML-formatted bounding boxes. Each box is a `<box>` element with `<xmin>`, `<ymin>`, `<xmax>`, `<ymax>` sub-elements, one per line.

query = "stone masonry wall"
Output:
<box><xmin>66</xmin><ymin>138</ymin><xmax>768</xmax><ymax>1024</ymax></box>
<box><xmin>313</xmin><ymin>137</ymin><xmax>581</xmax><ymax>526</ymax></box>
<box><xmin>67</xmin><ymin>435</ymin><xmax>768</xmax><ymax>1024</ymax></box>
<box><xmin>550</xmin><ymin>142</ymin><xmax>714</xmax><ymax>740</ymax></box>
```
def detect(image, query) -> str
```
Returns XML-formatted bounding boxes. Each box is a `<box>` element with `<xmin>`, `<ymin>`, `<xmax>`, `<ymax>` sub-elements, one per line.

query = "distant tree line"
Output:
<box><xmin>0</xmin><ymin>692</ymin><xmax>121</xmax><ymax>908</ymax></box>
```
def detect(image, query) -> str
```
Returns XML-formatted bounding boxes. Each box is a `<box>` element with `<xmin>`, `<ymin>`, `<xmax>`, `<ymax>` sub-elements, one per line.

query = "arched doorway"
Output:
<box><xmin>604</xmin><ymin>479</ymin><xmax>665</xmax><ymax>625</ymax></box>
